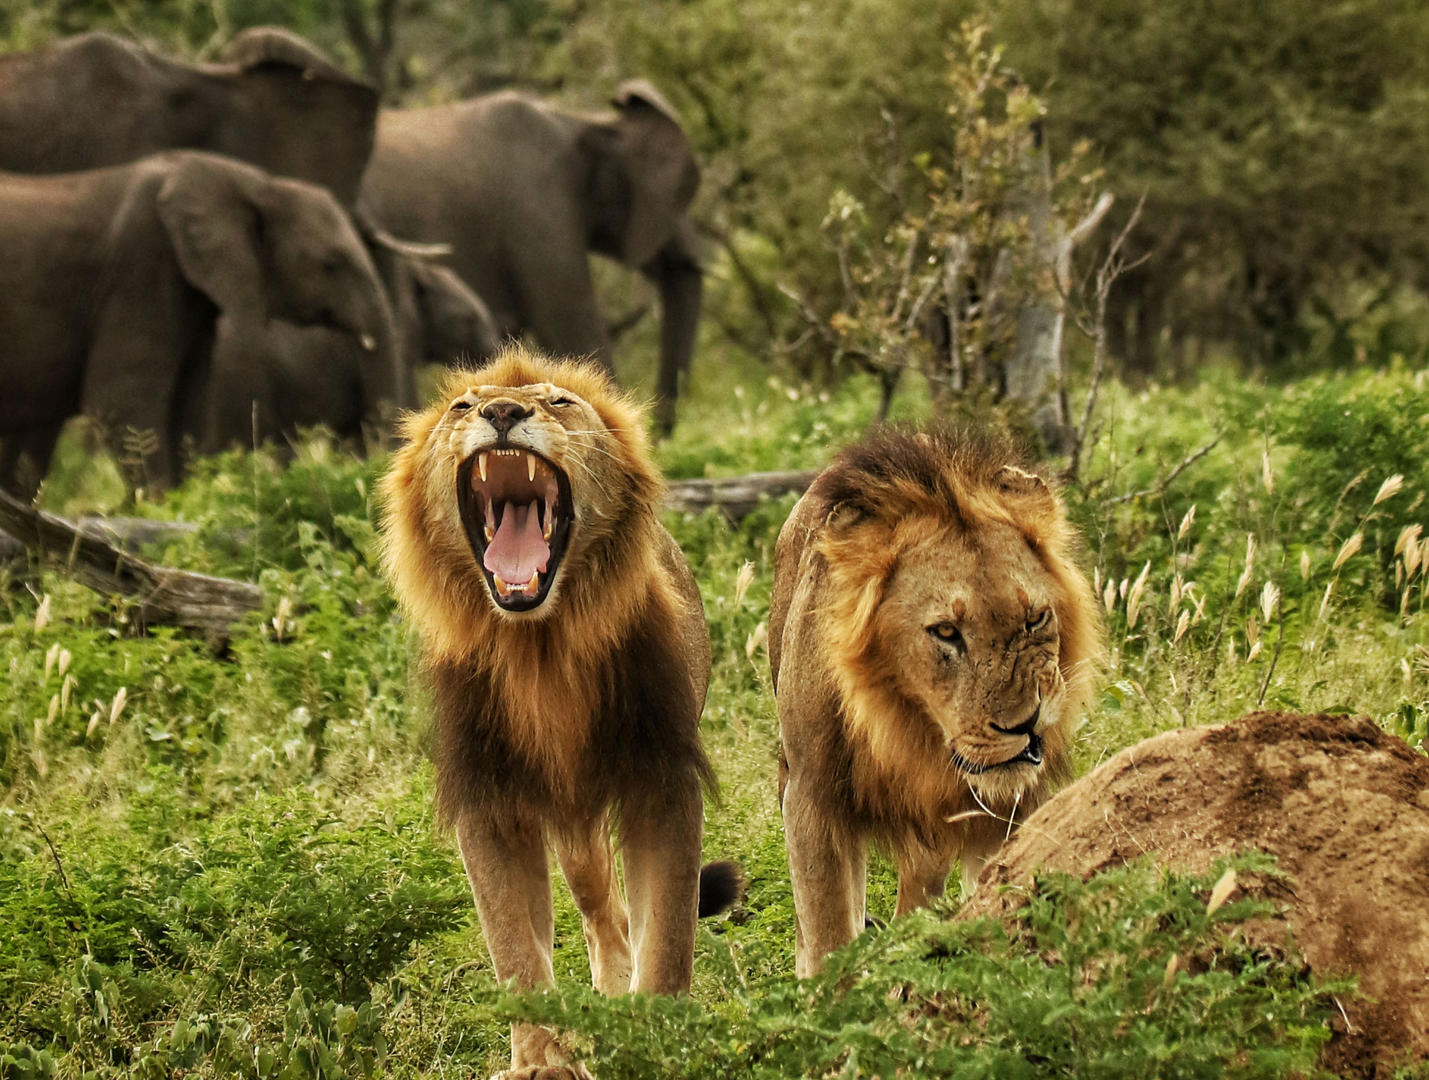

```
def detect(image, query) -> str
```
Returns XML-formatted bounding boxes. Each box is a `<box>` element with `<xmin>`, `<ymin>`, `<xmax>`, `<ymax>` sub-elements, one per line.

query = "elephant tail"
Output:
<box><xmin>697</xmin><ymin>860</ymin><xmax>745</xmax><ymax>917</ymax></box>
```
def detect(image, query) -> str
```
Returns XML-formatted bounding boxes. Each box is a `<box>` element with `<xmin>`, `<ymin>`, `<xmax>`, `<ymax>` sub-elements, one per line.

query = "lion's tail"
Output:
<box><xmin>697</xmin><ymin>860</ymin><xmax>745</xmax><ymax>917</ymax></box>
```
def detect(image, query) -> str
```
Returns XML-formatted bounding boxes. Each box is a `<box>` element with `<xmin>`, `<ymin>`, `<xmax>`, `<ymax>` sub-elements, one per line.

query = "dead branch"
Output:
<box><xmin>1107</xmin><ymin>434</ymin><xmax>1223</xmax><ymax>506</ymax></box>
<box><xmin>0</xmin><ymin>490</ymin><xmax>261</xmax><ymax>636</ymax></box>
<box><xmin>1063</xmin><ymin>194</ymin><xmax>1146</xmax><ymax>481</ymax></box>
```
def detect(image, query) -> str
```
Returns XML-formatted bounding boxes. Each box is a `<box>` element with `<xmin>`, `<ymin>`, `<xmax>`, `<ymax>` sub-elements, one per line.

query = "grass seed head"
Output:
<box><xmin>1373</xmin><ymin>473</ymin><xmax>1404</xmax><ymax>505</ymax></box>
<box><xmin>1332</xmin><ymin>532</ymin><xmax>1363</xmax><ymax>571</ymax></box>
<box><xmin>1176</xmin><ymin>504</ymin><xmax>1196</xmax><ymax>541</ymax></box>
<box><xmin>1206</xmin><ymin>867</ymin><xmax>1238</xmax><ymax>915</ymax></box>
<box><xmin>734</xmin><ymin>561</ymin><xmax>756</xmax><ymax>607</ymax></box>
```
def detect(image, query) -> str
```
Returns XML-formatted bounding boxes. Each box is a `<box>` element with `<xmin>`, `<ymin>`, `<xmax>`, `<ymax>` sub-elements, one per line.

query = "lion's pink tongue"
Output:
<box><xmin>483</xmin><ymin>501</ymin><xmax>549</xmax><ymax>582</ymax></box>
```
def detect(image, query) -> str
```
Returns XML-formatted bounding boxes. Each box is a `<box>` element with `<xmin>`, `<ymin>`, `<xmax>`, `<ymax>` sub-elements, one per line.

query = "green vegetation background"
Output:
<box><xmin>6</xmin><ymin>0</ymin><xmax>1429</xmax><ymax>1075</ymax></box>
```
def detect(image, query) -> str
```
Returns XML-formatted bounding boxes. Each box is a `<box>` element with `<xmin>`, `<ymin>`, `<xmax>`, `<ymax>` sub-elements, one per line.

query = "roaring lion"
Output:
<box><xmin>769</xmin><ymin>427</ymin><xmax>1103</xmax><ymax>977</ymax></box>
<box><xmin>379</xmin><ymin>345</ymin><xmax>738</xmax><ymax>1077</ymax></box>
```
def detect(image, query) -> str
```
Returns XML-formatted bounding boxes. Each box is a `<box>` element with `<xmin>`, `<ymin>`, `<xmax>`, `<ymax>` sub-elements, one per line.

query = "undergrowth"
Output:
<box><xmin>2</xmin><ymin>359</ymin><xmax>1427</xmax><ymax>1076</ymax></box>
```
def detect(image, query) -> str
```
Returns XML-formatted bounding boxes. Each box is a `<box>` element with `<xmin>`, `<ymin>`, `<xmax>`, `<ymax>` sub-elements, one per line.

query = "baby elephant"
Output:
<box><xmin>0</xmin><ymin>150</ymin><xmax>401</xmax><ymax>495</ymax></box>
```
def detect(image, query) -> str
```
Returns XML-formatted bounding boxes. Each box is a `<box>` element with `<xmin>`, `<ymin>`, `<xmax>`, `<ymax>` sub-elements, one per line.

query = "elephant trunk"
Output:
<box><xmin>648</xmin><ymin>227</ymin><xmax>703</xmax><ymax>437</ymax></box>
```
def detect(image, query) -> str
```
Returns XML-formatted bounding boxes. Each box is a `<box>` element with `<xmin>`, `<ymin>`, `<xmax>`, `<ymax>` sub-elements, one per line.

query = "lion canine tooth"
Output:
<box><xmin>526</xmin><ymin>570</ymin><xmax>540</xmax><ymax>591</ymax></box>
<box><xmin>478</xmin><ymin>452</ymin><xmax>488</xmax><ymax>483</ymax></box>
<box><xmin>527</xmin><ymin>453</ymin><xmax>536</xmax><ymax>482</ymax></box>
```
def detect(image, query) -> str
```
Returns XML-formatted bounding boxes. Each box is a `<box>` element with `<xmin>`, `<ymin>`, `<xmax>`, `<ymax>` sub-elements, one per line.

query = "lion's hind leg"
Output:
<box><xmin>620</xmin><ymin>779</ymin><xmax>704</xmax><ymax>994</ymax></box>
<box><xmin>554</xmin><ymin>822</ymin><xmax>633</xmax><ymax>995</ymax></box>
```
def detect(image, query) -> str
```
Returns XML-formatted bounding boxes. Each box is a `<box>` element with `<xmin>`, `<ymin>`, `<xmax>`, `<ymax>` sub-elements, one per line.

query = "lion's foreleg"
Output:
<box><xmin>782</xmin><ymin>773</ymin><xmax>867</xmax><ymax>978</ymax></box>
<box><xmin>894</xmin><ymin>845</ymin><xmax>952</xmax><ymax>916</ymax></box>
<box><xmin>456</xmin><ymin>812</ymin><xmax>567</xmax><ymax>1071</ymax></box>
<box><xmin>620</xmin><ymin>780</ymin><xmax>702</xmax><ymax>995</ymax></box>
<box><xmin>554</xmin><ymin>824</ymin><xmax>633</xmax><ymax>995</ymax></box>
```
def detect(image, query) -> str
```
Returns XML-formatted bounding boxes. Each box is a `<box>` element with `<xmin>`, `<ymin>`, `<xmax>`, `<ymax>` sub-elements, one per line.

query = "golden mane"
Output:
<box><xmin>812</xmin><ymin>428</ymin><xmax>1102</xmax><ymax>821</ymax></box>
<box><xmin>378</xmin><ymin>345</ymin><xmax>680</xmax><ymax>799</ymax></box>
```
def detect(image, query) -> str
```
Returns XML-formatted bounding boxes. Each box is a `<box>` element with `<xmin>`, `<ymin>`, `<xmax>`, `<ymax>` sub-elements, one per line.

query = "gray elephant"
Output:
<box><xmin>185</xmin><ymin>233</ymin><xmax>499</xmax><ymax>457</ymax></box>
<box><xmin>365</xmin><ymin>233</ymin><xmax>502</xmax><ymax>370</ymax></box>
<box><xmin>0</xmin><ymin>27</ymin><xmax>377</xmax><ymax>203</ymax></box>
<box><xmin>0</xmin><ymin>151</ymin><xmax>399</xmax><ymax>495</ymax></box>
<box><xmin>359</xmin><ymin>79</ymin><xmax>702</xmax><ymax>433</ymax></box>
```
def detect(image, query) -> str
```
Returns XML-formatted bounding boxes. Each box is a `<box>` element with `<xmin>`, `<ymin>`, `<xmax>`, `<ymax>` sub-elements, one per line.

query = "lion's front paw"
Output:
<box><xmin>490</xmin><ymin>1067</ymin><xmax>594</xmax><ymax>1080</ymax></box>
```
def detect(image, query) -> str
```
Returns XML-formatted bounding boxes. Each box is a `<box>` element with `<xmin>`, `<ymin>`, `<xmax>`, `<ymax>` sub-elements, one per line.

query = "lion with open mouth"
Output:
<box><xmin>770</xmin><ymin>427</ymin><xmax>1103</xmax><ymax>977</ymax></box>
<box><xmin>380</xmin><ymin>345</ymin><xmax>738</xmax><ymax>1078</ymax></box>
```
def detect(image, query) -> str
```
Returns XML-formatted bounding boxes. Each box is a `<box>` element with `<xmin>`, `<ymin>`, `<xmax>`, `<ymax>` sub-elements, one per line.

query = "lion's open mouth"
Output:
<box><xmin>455</xmin><ymin>447</ymin><xmax>574</xmax><ymax>612</ymax></box>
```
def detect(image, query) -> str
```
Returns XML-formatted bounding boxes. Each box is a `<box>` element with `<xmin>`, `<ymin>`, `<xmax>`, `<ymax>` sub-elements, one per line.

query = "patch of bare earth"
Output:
<box><xmin>961</xmin><ymin>711</ymin><xmax>1429</xmax><ymax>1078</ymax></box>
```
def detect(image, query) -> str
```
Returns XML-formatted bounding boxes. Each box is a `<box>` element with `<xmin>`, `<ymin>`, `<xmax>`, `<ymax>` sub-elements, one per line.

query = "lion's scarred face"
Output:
<box><xmin>871</xmin><ymin>522</ymin><xmax>1066</xmax><ymax>786</ymax></box>
<box><xmin>808</xmin><ymin>434</ymin><xmax>1102</xmax><ymax>813</ymax></box>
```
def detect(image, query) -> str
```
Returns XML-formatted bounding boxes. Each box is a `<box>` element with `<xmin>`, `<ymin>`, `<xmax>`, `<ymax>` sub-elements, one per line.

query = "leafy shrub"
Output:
<box><xmin>485</xmin><ymin>856</ymin><xmax>1341</xmax><ymax>1080</ymax></box>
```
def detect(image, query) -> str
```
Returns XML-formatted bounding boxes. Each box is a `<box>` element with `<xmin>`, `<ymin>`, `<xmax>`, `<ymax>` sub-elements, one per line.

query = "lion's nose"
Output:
<box><xmin>992</xmin><ymin>703</ymin><xmax>1040</xmax><ymax>736</ymax></box>
<box><xmin>481</xmin><ymin>399</ymin><xmax>533</xmax><ymax>436</ymax></box>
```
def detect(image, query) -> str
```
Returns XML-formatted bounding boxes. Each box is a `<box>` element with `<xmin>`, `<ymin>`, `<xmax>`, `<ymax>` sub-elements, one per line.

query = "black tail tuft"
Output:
<box><xmin>697</xmin><ymin>860</ymin><xmax>745</xmax><ymax>917</ymax></box>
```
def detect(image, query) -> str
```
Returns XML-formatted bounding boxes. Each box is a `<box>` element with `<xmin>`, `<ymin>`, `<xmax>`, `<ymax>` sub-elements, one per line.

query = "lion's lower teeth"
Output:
<box><xmin>493</xmin><ymin>571</ymin><xmax>540</xmax><ymax>597</ymax></box>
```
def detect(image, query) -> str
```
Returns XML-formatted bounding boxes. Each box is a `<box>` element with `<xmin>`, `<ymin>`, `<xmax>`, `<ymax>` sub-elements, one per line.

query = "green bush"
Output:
<box><xmin>485</xmin><ymin>855</ymin><xmax>1341</xmax><ymax>1079</ymax></box>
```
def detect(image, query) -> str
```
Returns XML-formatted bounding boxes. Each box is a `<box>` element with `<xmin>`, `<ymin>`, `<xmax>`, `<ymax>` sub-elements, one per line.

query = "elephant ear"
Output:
<box><xmin>588</xmin><ymin>79</ymin><xmax>700</xmax><ymax>268</ymax></box>
<box><xmin>156</xmin><ymin>156</ymin><xmax>268</xmax><ymax>323</ymax></box>
<box><xmin>218</xmin><ymin>26</ymin><xmax>356</xmax><ymax>84</ymax></box>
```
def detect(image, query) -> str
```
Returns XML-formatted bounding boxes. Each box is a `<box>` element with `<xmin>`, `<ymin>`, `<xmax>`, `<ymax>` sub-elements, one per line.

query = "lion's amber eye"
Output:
<box><xmin>928</xmin><ymin>622</ymin><xmax>964</xmax><ymax>651</ymax></box>
<box><xmin>450</xmin><ymin>400</ymin><xmax>472</xmax><ymax>413</ymax></box>
<box><xmin>550</xmin><ymin>396</ymin><xmax>576</xmax><ymax>407</ymax></box>
<box><xmin>1026</xmin><ymin>608</ymin><xmax>1052</xmax><ymax>633</ymax></box>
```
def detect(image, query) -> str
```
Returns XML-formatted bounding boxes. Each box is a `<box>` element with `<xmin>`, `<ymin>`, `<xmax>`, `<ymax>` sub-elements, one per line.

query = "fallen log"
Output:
<box><xmin>0</xmin><ymin>467</ymin><xmax>815</xmax><ymax>631</ymax></box>
<box><xmin>0</xmin><ymin>489</ymin><xmax>261</xmax><ymax>636</ymax></box>
<box><xmin>663</xmin><ymin>469</ymin><xmax>817</xmax><ymax>520</ymax></box>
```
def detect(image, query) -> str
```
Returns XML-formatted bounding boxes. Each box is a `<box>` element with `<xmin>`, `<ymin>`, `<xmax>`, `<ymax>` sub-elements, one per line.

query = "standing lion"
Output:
<box><xmin>380</xmin><ymin>346</ymin><xmax>737</xmax><ymax>1077</ymax></box>
<box><xmin>770</xmin><ymin>428</ymin><xmax>1103</xmax><ymax>977</ymax></box>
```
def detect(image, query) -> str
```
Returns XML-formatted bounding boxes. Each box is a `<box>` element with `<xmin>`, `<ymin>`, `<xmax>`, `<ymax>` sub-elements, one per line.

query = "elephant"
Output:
<box><xmin>0</xmin><ymin>26</ymin><xmax>377</xmax><ymax>204</ymax></box>
<box><xmin>0</xmin><ymin>151</ymin><xmax>400</xmax><ymax>496</ymax></box>
<box><xmin>184</xmin><ymin>231</ymin><xmax>500</xmax><ymax>458</ymax></box>
<box><xmin>359</xmin><ymin>79</ymin><xmax>702</xmax><ymax>433</ymax></box>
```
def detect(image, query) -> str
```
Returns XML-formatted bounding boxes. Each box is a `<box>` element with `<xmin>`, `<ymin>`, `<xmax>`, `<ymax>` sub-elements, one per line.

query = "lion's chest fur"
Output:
<box><xmin>426</xmin><ymin>570</ymin><xmax>713</xmax><ymax>827</ymax></box>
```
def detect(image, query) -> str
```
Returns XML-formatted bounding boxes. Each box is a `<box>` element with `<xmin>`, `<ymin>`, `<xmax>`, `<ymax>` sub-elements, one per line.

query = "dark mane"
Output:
<box><xmin>814</xmin><ymin>424</ymin><xmax>1039</xmax><ymax>525</ymax></box>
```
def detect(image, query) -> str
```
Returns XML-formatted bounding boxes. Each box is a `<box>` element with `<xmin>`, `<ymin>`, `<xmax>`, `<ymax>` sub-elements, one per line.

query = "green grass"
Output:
<box><xmin>4</xmin><ymin>356</ymin><xmax>1427</xmax><ymax>1077</ymax></box>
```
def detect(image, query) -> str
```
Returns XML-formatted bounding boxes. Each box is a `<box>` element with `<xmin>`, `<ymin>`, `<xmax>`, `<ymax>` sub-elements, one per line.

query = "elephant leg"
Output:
<box><xmin>620</xmin><ymin>778</ymin><xmax>702</xmax><ymax>995</ymax></box>
<box><xmin>782</xmin><ymin>772</ymin><xmax>867</xmax><ymax>978</ymax></box>
<box><xmin>553</xmin><ymin>822</ymin><xmax>633</xmax><ymax>995</ymax></box>
<box><xmin>514</xmin><ymin>247</ymin><xmax>612</xmax><ymax>373</ymax></box>
<box><xmin>455</xmin><ymin>810</ymin><xmax>573</xmax><ymax>1073</ymax></box>
<box><xmin>81</xmin><ymin>304</ymin><xmax>196</xmax><ymax>492</ymax></box>
<box><xmin>0</xmin><ymin>423</ymin><xmax>64</xmax><ymax>499</ymax></box>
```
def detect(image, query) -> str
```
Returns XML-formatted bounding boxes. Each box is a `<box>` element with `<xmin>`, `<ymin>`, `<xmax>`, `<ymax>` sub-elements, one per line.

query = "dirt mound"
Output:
<box><xmin>962</xmin><ymin>712</ymin><xmax>1429</xmax><ymax>1078</ymax></box>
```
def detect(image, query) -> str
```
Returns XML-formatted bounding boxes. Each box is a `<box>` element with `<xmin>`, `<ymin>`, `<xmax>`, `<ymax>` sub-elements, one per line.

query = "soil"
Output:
<box><xmin>960</xmin><ymin>711</ymin><xmax>1429</xmax><ymax>1078</ymax></box>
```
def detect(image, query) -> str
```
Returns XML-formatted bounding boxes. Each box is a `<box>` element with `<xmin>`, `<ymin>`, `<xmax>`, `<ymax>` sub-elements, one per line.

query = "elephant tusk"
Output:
<box><xmin>360</xmin><ymin>333</ymin><xmax>377</xmax><ymax>351</ymax></box>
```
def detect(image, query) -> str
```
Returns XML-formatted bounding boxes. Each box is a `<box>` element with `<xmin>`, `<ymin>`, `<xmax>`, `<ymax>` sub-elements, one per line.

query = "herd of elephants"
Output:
<box><xmin>0</xmin><ymin>26</ymin><xmax>703</xmax><ymax>497</ymax></box>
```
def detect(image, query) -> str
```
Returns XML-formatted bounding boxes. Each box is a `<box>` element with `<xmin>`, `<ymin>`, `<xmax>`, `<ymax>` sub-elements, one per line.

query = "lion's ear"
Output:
<box><xmin>824</xmin><ymin>500</ymin><xmax>867</xmax><ymax>533</ymax></box>
<box><xmin>995</xmin><ymin>464</ymin><xmax>1050</xmax><ymax>499</ymax></box>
